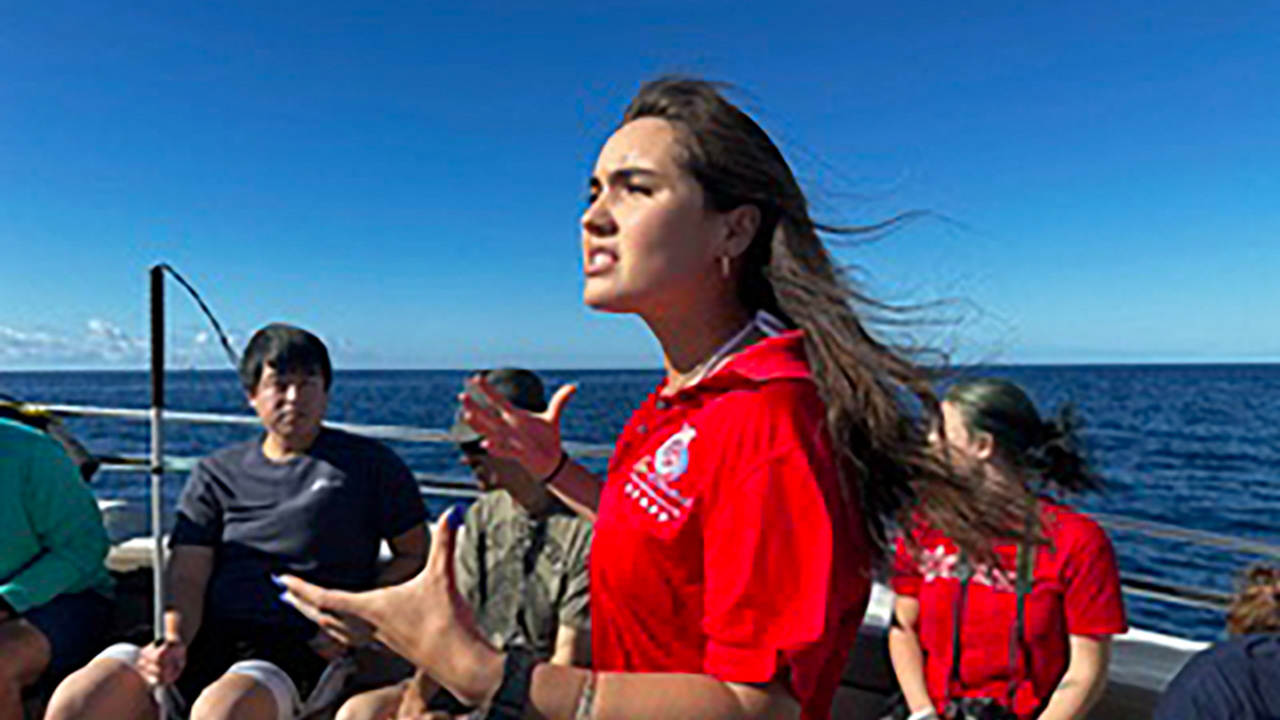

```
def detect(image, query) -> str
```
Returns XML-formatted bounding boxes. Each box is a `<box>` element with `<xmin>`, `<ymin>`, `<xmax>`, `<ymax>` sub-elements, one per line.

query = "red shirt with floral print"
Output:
<box><xmin>892</xmin><ymin>502</ymin><xmax>1127</xmax><ymax>719</ymax></box>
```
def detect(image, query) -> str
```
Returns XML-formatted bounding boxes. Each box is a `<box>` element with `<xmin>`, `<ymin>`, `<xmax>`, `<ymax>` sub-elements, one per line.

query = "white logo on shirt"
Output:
<box><xmin>917</xmin><ymin>544</ymin><xmax>1017</xmax><ymax>592</ymax></box>
<box><xmin>653</xmin><ymin>424</ymin><xmax>696</xmax><ymax>480</ymax></box>
<box><xmin>309</xmin><ymin>477</ymin><xmax>338</xmax><ymax>492</ymax></box>
<box><xmin>623</xmin><ymin>424</ymin><xmax>697</xmax><ymax>524</ymax></box>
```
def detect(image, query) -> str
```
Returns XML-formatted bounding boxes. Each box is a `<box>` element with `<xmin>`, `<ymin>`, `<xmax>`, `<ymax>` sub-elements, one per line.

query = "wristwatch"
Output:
<box><xmin>484</xmin><ymin>647</ymin><xmax>539</xmax><ymax>720</ymax></box>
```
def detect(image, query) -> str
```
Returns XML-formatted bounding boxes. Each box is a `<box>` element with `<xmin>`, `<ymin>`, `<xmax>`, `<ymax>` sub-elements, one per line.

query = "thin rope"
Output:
<box><xmin>156</xmin><ymin>263</ymin><xmax>240</xmax><ymax>369</ymax></box>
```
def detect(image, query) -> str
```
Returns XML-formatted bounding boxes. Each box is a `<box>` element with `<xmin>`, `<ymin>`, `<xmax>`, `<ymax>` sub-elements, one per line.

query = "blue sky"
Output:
<box><xmin>2</xmin><ymin>0</ymin><xmax>1277</xmax><ymax>369</ymax></box>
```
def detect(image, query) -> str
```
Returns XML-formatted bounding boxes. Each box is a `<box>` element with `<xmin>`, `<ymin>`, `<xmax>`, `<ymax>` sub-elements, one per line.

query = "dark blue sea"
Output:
<box><xmin>2</xmin><ymin>365</ymin><xmax>1278</xmax><ymax>643</ymax></box>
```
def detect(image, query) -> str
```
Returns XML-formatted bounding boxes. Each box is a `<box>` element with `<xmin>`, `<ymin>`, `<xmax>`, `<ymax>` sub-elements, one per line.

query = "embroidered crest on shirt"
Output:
<box><xmin>653</xmin><ymin>424</ymin><xmax>696</xmax><ymax>480</ymax></box>
<box><xmin>623</xmin><ymin>424</ymin><xmax>697</xmax><ymax>523</ymax></box>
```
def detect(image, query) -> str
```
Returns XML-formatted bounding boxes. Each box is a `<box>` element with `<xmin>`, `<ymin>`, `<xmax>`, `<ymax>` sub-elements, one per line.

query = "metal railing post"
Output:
<box><xmin>149</xmin><ymin>265</ymin><xmax>170</xmax><ymax>718</ymax></box>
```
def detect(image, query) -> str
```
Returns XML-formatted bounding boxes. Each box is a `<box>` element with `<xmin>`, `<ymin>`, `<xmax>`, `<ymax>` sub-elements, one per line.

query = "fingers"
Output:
<box><xmin>467</xmin><ymin>375</ymin><xmax>509</xmax><ymax>409</ymax></box>
<box><xmin>281</xmin><ymin>582</ymin><xmax>383</xmax><ymax>653</ymax></box>
<box><xmin>546</xmin><ymin>383</ymin><xmax>577</xmax><ymax>425</ymax></box>
<box><xmin>161</xmin><ymin>651</ymin><xmax>185</xmax><ymax>685</ymax></box>
<box><xmin>459</xmin><ymin>376</ymin><xmax>572</xmax><ymax>479</ymax></box>
<box><xmin>139</xmin><ymin>643</ymin><xmax>184</xmax><ymax>685</ymax></box>
<box><xmin>425</xmin><ymin>507</ymin><xmax>461</xmax><ymax>582</ymax></box>
<box><xmin>323</xmin><ymin>615</ymin><xmax>374</xmax><ymax>647</ymax></box>
<box><xmin>279</xmin><ymin>579</ymin><xmax>379</xmax><ymax>648</ymax></box>
<box><xmin>136</xmin><ymin>654</ymin><xmax>161</xmax><ymax>685</ymax></box>
<box><xmin>458</xmin><ymin>394</ymin><xmax>508</xmax><ymax>448</ymax></box>
<box><xmin>469</xmin><ymin>375</ymin><xmax>577</xmax><ymax>426</ymax></box>
<box><xmin>278</xmin><ymin>575</ymin><xmax>364</xmax><ymax>621</ymax></box>
<box><xmin>310</xmin><ymin>609</ymin><xmax>361</xmax><ymax>646</ymax></box>
<box><xmin>463</xmin><ymin>376</ymin><xmax>520</xmax><ymax>427</ymax></box>
<box><xmin>281</xmin><ymin>588</ymin><xmax>328</xmax><ymax>626</ymax></box>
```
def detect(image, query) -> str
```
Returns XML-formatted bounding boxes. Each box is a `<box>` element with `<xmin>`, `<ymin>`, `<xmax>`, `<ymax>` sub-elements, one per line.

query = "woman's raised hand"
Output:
<box><xmin>279</xmin><ymin>509</ymin><xmax>505</xmax><ymax>708</ymax></box>
<box><xmin>460</xmin><ymin>375</ymin><xmax>577</xmax><ymax>480</ymax></box>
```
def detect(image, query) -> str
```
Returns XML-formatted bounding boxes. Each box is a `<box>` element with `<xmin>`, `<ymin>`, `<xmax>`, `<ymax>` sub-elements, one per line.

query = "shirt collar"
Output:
<box><xmin>655</xmin><ymin>329</ymin><xmax>812</xmax><ymax>403</ymax></box>
<box><xmin>716</xmin><ymin>329</ymin><xmax>811</xmax><ymax>383</ymax></box>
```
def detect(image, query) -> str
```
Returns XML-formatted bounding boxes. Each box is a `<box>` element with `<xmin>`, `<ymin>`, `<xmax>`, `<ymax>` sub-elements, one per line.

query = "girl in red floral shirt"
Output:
<box><xmin>888</xmin><ymin>379</ymin><xmax>1127</xmax><ymax>720</ymax></box>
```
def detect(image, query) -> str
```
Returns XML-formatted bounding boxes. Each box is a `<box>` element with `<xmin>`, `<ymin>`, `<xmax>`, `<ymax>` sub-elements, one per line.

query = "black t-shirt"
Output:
<box><xmin>171</xmin><ymin>428</ymin><xmax>425</xmax><ymax>630</ymax></box>
<box><xmin>1155</xmin><ymin>634</ymin><xmax>1280</xmax><ymax>720</ymax></box>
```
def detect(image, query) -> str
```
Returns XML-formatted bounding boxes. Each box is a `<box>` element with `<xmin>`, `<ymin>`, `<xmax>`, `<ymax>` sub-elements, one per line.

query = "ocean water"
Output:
<box><xmin>2</xmin><ymin>365</ymin><xmax>1278</xmax><ymax>642</ymax></box>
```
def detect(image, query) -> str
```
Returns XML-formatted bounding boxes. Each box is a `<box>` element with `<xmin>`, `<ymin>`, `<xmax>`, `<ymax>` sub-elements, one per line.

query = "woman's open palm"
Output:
<box><xmin>280</xmin><ymin>509</ymin><xmax>500</xmax><ymax>707</ymax></box>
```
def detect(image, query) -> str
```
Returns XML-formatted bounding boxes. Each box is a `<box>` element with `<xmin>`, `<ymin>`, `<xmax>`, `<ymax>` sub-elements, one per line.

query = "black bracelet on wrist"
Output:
<box><xmin>539</xmin><ymin>450</ymin><xmax>570</xmax><ymax>486</ymax></box>
<box><xmin>484</xmin><ymin>647</ymin><xmax>539</xmax><ymax>720</ymax></box>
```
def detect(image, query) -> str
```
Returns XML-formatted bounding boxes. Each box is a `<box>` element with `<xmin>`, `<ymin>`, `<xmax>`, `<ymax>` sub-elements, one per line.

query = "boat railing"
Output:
<box><xmin>27</xmin><ymin>402</ymin><xmax>1275</xmax><ymax>613</ymax></box>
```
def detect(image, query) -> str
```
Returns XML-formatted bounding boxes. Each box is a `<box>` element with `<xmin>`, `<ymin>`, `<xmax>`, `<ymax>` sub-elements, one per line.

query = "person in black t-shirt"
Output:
<box><xmin>1154</xmin><ymin>565</ymin><xmax>1280</xmax><ymax>720</ymax></box>
<box><xmin>47</xmin><ymin>324</ymin><xmax>428</xmax><ymax>720</ymax></box>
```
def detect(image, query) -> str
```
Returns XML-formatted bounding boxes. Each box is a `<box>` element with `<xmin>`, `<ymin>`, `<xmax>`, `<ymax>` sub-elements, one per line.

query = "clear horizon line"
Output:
<box><xmin>3</xmin><ymin>358</ymin><xmax>1280</xmax><ymax>373</ymax></box>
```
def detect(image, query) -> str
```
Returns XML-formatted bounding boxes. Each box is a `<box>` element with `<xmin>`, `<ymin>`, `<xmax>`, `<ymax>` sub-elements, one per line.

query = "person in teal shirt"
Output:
<box><xmin>0</xmin><ymin>416</ymin><xmax>112</xmax><ymax>718</ymax></box>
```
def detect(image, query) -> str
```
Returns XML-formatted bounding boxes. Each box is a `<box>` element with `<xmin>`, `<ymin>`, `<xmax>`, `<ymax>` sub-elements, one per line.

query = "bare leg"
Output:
<box><xmin>44</xmin><ymin>657</ymin><xmax>158</xmax><ymax>720</ymax></box>
<box><xmin>190</xmin><ymin>673</ymin><xmax>279</xmax><ymax>720</ymax></box>
<box><xmin>335</xmin><ymin>682</ymin><xmax>406</xmax><ymax>720</ymax></box>
<box><xmin>0</xmin><ymin>619</ymin><xmax>52</xmax><ymax>720</ymax></box>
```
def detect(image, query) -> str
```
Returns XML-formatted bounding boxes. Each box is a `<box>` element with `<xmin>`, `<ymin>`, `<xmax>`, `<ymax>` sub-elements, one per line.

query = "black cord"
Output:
<box><xmin>157</xmin><ymin>263</ymin><xmax>240</xmax><ymax>370</ymax></box>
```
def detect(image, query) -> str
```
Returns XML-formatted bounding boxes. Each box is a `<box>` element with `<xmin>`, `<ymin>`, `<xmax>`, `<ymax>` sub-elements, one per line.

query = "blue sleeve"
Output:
<box><xmin>1153</xmin><ymin>645</ymin><xmax>1244</xmax><ymax>720</ymax></box>
<box><xmin>0</xmin><ymin>432</ymin><xmax>110</xmax><ymax>614</ymax></box>
<box><xmin>378</xmin><ymin>447</ymin><xmax>426</xmax><ymax>540</ymax></box>
<box><xmin>170</xmin><ymin>460</ymin><xmax>223</xmax><ymax>547</ymax></box>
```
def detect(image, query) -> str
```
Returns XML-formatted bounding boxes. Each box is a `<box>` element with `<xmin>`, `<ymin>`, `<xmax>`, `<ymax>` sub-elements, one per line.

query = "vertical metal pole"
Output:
<box><xmin>149</xmin><ymin>266</ymin><xmax>166</xmax><ymax>640</ymax></box>
<box><xmin>149</xmin><ymin>266</ymin><xmax>171</xmax><ymax>719</ymax></box>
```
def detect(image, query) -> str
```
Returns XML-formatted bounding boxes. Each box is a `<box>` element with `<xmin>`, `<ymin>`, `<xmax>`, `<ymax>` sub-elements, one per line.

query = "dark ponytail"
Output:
<box><xmin>1026</xmin><ymin>404</ymin><xmax>1101</xmax><ymax>494</ymax></box>
<box><xmin>946</xmin><ymin>378</ymin><xmax>1101</xmax><ymax>495</ymax></box>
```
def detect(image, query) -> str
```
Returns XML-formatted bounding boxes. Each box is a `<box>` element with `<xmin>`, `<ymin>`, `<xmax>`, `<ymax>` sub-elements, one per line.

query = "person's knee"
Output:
<box><xmin>191</xmin><ymin>672</ymin><xmax>284</xmax><ymax>720</ymax></box>
<box><xmin>0</xmin><ymin>619</ymin><xmax>53</xmax><ymax>687</ymax></box>
<box><xmin>333</xmin><ymin>695</ymin><xmax>363</xmax><ymax>720</ymax></box>
<box><xmin>45</xmin><ymin>657</ymin><xmax>151</xmax><ymax>720</ymax></box>
<box><xmin>333</xmin><ymin>695</ymin><xmax>365</xmax><ymax>720</ymax></box>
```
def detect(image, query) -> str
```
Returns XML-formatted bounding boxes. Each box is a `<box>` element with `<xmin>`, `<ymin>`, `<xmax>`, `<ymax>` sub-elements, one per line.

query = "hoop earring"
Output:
<box><xmin>720</xmin><ymin>255</ymin><xmax>732</xmax><ymax>280</ymax></box>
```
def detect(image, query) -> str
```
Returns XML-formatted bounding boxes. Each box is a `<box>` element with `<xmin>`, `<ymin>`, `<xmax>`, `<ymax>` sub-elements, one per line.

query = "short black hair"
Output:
<box><xmin>239</xmin><ymin>323</ymin><xmax>333</xmax><ymax>393</ymax></box>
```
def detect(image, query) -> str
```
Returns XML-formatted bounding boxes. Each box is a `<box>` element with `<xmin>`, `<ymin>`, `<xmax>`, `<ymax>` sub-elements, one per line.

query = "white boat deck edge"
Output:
<box><xmin>107</xmin><ymin>537</ymin><xmax>1209</xmax><ymax>719</ymax></box>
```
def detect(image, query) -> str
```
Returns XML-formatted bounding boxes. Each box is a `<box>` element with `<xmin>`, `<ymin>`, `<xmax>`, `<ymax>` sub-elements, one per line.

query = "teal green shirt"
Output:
<box><xmin>0</xmin><ymin>417</ymin><xmax>112</xmax><ymax>613</ymax></box>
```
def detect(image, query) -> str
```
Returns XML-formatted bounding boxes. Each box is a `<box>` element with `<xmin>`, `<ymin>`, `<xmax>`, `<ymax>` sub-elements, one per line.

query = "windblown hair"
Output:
<box><xmin>1227</xmin><ymin>564</ymin><xmax>1280</xmax><ymax>636</ymax></box>
<box><xmin>945</xmin><ymin>378</ymin><xmax>1101</xmax><ymax>495</ymax></box>
<box><xmin>621</xmin><ymin>78</ymin><xmax>1011</xmax><ymax>555</ymax></box>
<box><xmin>239</xmin><ymin>323</ymin><xmax>333</xmax><ymax>393</ymax></box>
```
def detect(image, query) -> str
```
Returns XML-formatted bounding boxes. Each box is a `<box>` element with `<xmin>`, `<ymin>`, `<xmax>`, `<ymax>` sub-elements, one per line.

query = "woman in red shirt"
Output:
<box><xmin>282</xmin><ymin>78</ymin><xmax>988</xmax><ymax>720</ymax></box>
<box><xmin>888</xmin><ymin>379</ymin><xmax>1127</xmax><ymax>720</ymax></box>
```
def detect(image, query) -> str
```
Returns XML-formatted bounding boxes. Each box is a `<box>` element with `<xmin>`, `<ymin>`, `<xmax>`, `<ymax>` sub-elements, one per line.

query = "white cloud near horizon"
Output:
<box><xmin>0</xmin><ymin>320</ymin><xmax>146</xmax><ymax>367</ymax></box>
<box><xmin>0</xmin><ymin>320</ymin><xmax>362</xmax><ymax>370</ymax></box>
<box><xmin>0</xmin><ymin>325</ymin><xmax>80</xmax><ymax>362</ymax></box>
<box><xmin>2</xmin><ymin>319</ymin><xmax>206</xmax><ymax>368</ymax></box>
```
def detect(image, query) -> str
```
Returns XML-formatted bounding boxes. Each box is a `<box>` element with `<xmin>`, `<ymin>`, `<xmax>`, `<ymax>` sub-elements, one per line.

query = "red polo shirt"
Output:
<box><xmin>590</xmin><ymin>331</ymin><xmax>871</xmax><ymax>720</ymax></box>
<box><xmin>891</xmin><ymin>502</ymin><xmax>1127</xmax><ymax>719</ymax></box>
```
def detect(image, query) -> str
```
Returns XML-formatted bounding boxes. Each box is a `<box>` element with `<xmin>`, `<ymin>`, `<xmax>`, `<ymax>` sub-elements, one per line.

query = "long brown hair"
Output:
<box><xmin>621</xmin><ymin>77</ymin><xmax>1011</xmax><ymax>555</ymax></box>
<box><xmin>1227</xmin><ymin>565</ymin><xmax>1280</xmax><ymax>636</ymax></box>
